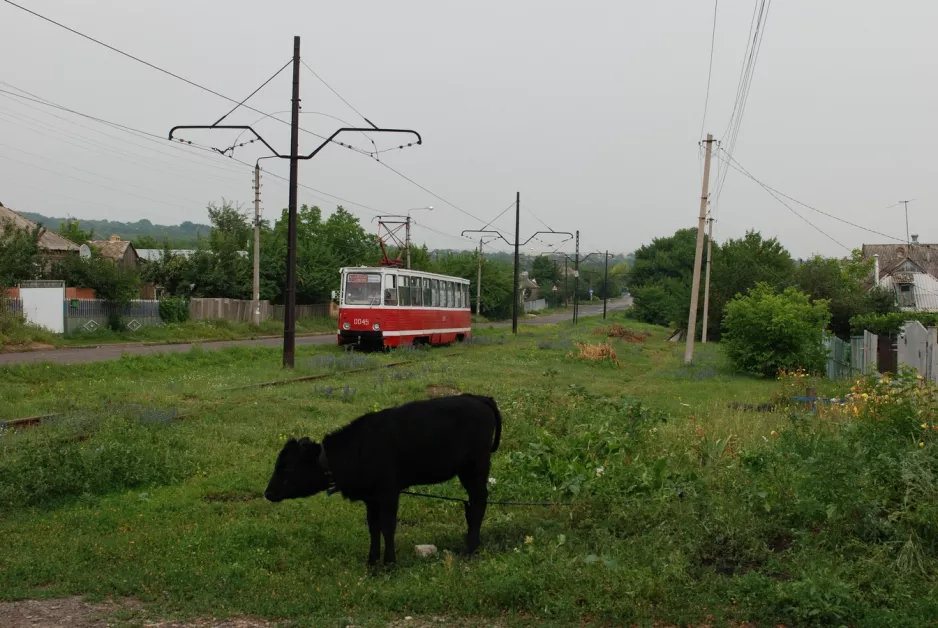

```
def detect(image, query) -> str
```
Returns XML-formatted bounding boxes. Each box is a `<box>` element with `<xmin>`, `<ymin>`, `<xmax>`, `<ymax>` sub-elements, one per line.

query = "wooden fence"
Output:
<box><xmin>188</xmin><ymin>298</ymin><xmax>272</xmax><ymax>323</ymax></box>
<box><xmin>270</xmin><ymin>303</ymin><xmax>331</xmax><ymax>321</ymax></box>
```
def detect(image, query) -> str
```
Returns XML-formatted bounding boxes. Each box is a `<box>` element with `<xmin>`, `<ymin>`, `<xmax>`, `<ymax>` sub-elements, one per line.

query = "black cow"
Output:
<box><xmin>264</xmin><ymin>393</ymin><xmax>502</xmax><ymax>565</ymax></box>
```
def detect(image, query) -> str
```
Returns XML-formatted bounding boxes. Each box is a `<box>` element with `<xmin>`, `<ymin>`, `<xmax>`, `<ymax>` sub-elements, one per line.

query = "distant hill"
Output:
<box><xmin>20</xmin><ymin>213</ymin><xmax>211</xmax><ymax>248</ymax></box>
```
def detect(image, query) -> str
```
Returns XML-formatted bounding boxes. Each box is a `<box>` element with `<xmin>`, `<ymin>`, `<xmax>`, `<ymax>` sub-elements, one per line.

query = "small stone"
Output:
<box><xmin>415</xmin><ymin>544</ymin><xmax>437</xmax><ymax>558</ymax></box>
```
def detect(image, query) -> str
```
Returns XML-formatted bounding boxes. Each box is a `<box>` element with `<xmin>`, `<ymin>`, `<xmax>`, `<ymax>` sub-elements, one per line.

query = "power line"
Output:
<box><xmin>0</xmin><ymin>85</ymin><xmax>248</xmax><ymax>173</ymax></box>
<box><xmin>0</xmin><ymin>107</ymin><xmax>244</xmax><ymax>185</ymax></box>
<box><xmin>712</xmin><ymin>151</ymin><xmax>849</xmax><ymax>252</ymax></box>
<box><xmin>0</xmin><ymin>1</ymin><xmax>339</xmax><ymax>144</ymax></box>
<box><xmin>0</xmin><ymin>141</ymin><xmax>217</xmax><ymax>207</ymax></box>
<box><xmin>213</xmin><ymin>59</ymin><xmax>292</xmax><ymax>126</ymax></box>
<box><xmin>713</xmin><ymin>0</ymin><xmax>772</xmax><ymax>212</ymax></box>
<box><xmin>717</xmin><ymin>149</ymin><xmax>906</xmax><ymax>243</ymax></box>
<box><xmin>301</xmin><ymin>60</ymin><xmax>371</xmax><ymax>127</ymax></box>
<box><xmin>297</xmin><ymin>58</ymin><xmax>513</xmax><ymax>233</ymax></box>
<box><xmin>0</xmin><ymin>150</ymin><xmax>205</xmax><ymax>213</ymax></box>
<box><xmin>699</xmin><ymin>0</ymin><xmax>719</xmax><ymax>141</ymax></box>
<box><xmin>370</xmin><ymin>159</ymin><xmax>489</xmax><ymax>225</ymax></box>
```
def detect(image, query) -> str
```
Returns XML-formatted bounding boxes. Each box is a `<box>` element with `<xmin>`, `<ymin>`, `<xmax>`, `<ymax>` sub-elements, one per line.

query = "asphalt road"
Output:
<box><xmin>0</xmin><ymin>297</ymin><xmax>631</xmax><ymax>367</ymax></box>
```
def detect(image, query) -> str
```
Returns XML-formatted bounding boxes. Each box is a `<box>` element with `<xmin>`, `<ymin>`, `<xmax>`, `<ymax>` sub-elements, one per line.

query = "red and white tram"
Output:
<box><xmin>337</xmin><ymin>266</ymin><xmax>472</xmax><ymax>349</ymax></box>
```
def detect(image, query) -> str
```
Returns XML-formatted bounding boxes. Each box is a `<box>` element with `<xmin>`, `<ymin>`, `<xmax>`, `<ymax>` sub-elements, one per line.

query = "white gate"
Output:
<box><xmin>18</xmin><ymin>280</ymin><xmax>65</xmax><ymax>333</ymax></box>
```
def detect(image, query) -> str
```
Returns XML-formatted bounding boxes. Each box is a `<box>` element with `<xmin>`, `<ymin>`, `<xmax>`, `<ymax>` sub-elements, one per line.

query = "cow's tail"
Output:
<box><xmin>479</xmin><ymin>396</ymin><xmax>502</xmax><ymax>452</ymax></box>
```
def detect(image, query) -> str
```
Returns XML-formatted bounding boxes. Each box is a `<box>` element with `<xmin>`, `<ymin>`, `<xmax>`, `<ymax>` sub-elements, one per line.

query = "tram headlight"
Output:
<box><xmin>373</xmin><ymin>323</ymin><xmax>381</xmax><ymax>331</ymax></box>
<box><xmin>342</xmin><ymin>322</ymin><xmax>350</xmax><ymax>330</ymax></box>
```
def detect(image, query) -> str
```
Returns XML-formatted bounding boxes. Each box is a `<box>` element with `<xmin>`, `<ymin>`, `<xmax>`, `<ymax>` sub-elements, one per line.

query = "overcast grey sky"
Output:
<box><xmin>0</xmin><ymin>0</ymin><xmax>935</xmax><ymax>258</ymax></box>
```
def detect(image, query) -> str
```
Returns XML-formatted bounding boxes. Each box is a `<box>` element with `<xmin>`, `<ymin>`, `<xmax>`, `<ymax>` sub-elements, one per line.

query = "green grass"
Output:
<box><xmin>2</xmin><ymin>313</ymin><xmax>937</xmax><ymax>626</ymax></box>
<box><xmin>1</xmin><ymin>316</ymin><xmax>336</xmax><ymax>352</ymax></box>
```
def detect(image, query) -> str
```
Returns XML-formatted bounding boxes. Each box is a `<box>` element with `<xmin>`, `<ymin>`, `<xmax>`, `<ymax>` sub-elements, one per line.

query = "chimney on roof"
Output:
<box><xmin>873</xmin><ymin>254</ymin><xmax>879</xmax><ymax>286</ymax></box>
<box><xmin>911</xmin><ymin>234</ymin><xmax>919</xmax><ymax>244</ymax></box>
<box><xmin>109</xmin><ymin>235</ymin><xmax>120</xmax><ymax>242</ymax></box>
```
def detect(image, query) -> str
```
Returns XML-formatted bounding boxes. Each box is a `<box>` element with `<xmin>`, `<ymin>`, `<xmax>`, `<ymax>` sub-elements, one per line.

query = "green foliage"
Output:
<box><xmin>708</xmin><ymin>230</ymin><xmax>795</xmax><ymax>340</ymax></box>
<box><xmin>3</xmin><ymin>320</ymin><xmax>938</xmax><ymax>624</ymax></box>
<box><xmin>0</xmin><ymin>217</ymin><xmax>44</xmax><ymax>287</ymax></box>
<box><xmin>850</xmin><ymin>311</ymin><xmax>938</xmax><ymax>335</ymax></box>
<box><xmin>57</xmin><ymin>218</ymin><xmax>94</xmax><ymax>245</ymax></box>
<box><xmin>52</xmin><ymin>252</ymin><xmax>141</xmax><ymax>330</ymax></box>
<box><xmin>158</xmin><ymin>297</ymin><xmax>189</xmax><ymax>324</ymax></box>
<box><xmin>0</xmin><ymin>413</ymin><xmax>193</xmax><ymax>509</ymax></box>
<box><xmin>628</xmin><ymin>228</ymin><xmax>703</xmax><ymax>326</ymax></box>
<box><xmin>795</xmin><ymin>250</ymin><xmax>897</xmax><ymax>339</ymax></box>
<box><xmin>723</xmin><ymin>283</ymin><xmax>831</xmax><ymax>376</ymax></box>
<box><xmin>530</xmin><ymin>255</ymin><xmax>560</xmax><ymax>286</ymax></box>
<box><xmin>21</xmin><ymin>211</ymin><xmax>209</xmax><ymax>248</ymax></box>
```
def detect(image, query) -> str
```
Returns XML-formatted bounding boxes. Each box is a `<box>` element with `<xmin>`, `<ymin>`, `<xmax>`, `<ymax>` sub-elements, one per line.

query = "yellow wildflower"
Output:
<box><xmin>920</xmin><ymin>442</ymin><xmax>926</xmax><ymax>448</ymax></box>
<box><xmin>923</xmin><ymin>423</ymin><xmax>929</xmax><ymax>430</ymax></box>
<box><xmin>525</xmin><ymin>536</ymin><xmax>534</xmax><ymax>545</ymax></box>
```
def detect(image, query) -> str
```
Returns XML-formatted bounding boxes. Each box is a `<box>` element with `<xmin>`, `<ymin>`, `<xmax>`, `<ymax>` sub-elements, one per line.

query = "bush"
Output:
<box><xmin>158</xmin><ymin>297</ymin><xmax>189</xmax><ymax>324</ymax></box>
<box><xmin>850</xmin><ymin>311</ymin><xmax>938</xmax><ymax>336</ymax></box>
<box><xmin>722</xmin><ymin>283</ymin><xmax>831</xmax><ymax>376</ymax></box>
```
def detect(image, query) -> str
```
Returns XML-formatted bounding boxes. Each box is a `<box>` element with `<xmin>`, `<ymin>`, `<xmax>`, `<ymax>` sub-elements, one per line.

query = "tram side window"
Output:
<box><xmin>411</xmin><ymin>276</ymin><xmax>422</xmax><ymax>306</ymax></box>
<box><xmin>455</xmin><ymin>283</ymin><xmax>462</xmax><ymax>308</ymax></box>
<box><xmin>423</xmin><ymin>278</ymin><xmax>432</xmax><ymax>306</ymax></box>
<box><xmin>447</xmin><ymin>282</ymin><xmax>455</xmax><ymax>308</ymax></box>
<box><xmin>463</xmin><ymin>284</ymin><xmax>469</xmax><ymax>308</ymax></box>
<box><xmin>384</xmin><ymin>275</ymin><xmax>398</xmax><ymax>306</ymax></box>
<box><xmin>432</xmin><ymin>280</ymin><xmax>440</xmax><ymax>307</ymax></box>
<box><xmin>398</xmin><ymin>276</ymin><xmax>410</xmax><ymax>306</ymax></box>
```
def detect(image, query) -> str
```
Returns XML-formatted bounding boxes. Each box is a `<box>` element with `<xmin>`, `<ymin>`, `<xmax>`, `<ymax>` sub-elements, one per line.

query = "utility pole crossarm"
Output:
<box><xmin>520</xmin><ymin>230</ymin><xmax>573</xmax><ymax>246</ymax></box>
<box><xmin>168</xmin><ymin>125</ymin><xmax>421</xmax><ymax>162</ymax></box>
<box><xmin>460</xmin><ymin>229</ymin><xmax>513</xmax><ymax>247</ymax></box>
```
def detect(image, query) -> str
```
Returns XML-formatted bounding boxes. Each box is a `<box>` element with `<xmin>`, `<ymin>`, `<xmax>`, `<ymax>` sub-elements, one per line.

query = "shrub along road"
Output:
<box><xmin>0</xmin><ymin>298</ymin><xmax>630</xmax><ymax>366</ymax></box>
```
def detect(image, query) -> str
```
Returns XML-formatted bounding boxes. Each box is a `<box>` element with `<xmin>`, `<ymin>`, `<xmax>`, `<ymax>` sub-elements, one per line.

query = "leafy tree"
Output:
<box><xmin>52</xmin><ymin>251</ymin><xmax>140</xmax><ymax>330</ymax></box>
<box><xmin>132</xmin><ymin>235</ymin><xmax>162</xmax><ymax>249</ymax></box>
<box><xmin>707</xmin><ymin>230</ymin><xmax>795</xmax><ymax>340</ymax></box>
<box><xmin>58</xmin><ymin>219</ymin><xmax>94</xmax><ymax>245</ymax></box>
<box><xmin>794</xmin><ymin>250</ymin><xmax>896</xmax><ymax>340</ymax></box>
<box><xmin>0</xmin><ymin>218</ymin><xmax>44</xmax><ymax>287</ymax></box>
<box><xmin>628</xmin><ymin>228</ymin><xmax>702</xmax><ymax>326</ymax></box>
<box><xmin>722</xmin><ymin>283</ymin><xmax>831</xmax><ymax>376</ymax></box>
<box><xmin>530</xmin><ymin>255</ymin><xmax>560</xmax><ymax>286</ymax></box>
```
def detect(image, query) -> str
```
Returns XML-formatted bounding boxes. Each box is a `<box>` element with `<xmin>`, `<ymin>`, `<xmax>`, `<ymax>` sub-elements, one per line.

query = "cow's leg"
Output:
<box><xmin>458</xmin><ymin>461</ymin><xmax>490</xmax><ymax>555</ymax></box>
<box><xmin>365</xmin><ymin>500</ymin><xmax>381</xmax><ymax>566</ymax></box>
<box><xmin>379</xmin><ymin>495</ymin><xmax>400</xmax><ymax>565</ymax></box>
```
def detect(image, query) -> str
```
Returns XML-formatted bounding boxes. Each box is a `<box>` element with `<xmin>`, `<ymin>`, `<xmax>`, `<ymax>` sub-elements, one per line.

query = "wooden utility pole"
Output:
<box><xmin>476</xmin><ymin>237</ymin><xmax>483</xmax><ymax>315</ymax></box>
<box><xmin>573</xmin><ymin>230</ymin><xmax>580</xmax><ymax>325</ymax></box>
<box><xmin>602</xmin><ymin>250</ymin><xmax>609</xmax><ymax>320</ymax></box>
<box><xmin>701</xmin><ymin>215</ymin><xmax>714</xmax><ymax>343</ymax></box>
<box><xmin>511</xmin><ymin>192</ymin><xmax>521</xmax><ymax>334</ymax></box>
<box><xmin>252</xmin><ymin>165</ymin><xmax>262</xmax><ymax>326</ymax></box>
<box><xmin>282</xmin><ymin>35</ymin><xmax>301</xmax><ymax>368</ymax></box>
<box><xmin>685</xmin><ymin>133</ymin><xmax>713</xmax><ymax>364</ymax></box>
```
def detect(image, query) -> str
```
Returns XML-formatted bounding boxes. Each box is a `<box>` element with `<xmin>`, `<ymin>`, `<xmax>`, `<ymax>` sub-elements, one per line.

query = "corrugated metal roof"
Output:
<box><xmin>879</xmin><ymin>272</ymin><xmax>938</xmax><ymax>312</ymax></box>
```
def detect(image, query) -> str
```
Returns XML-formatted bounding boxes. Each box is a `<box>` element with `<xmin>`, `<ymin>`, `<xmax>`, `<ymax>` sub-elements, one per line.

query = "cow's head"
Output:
<box><xmin>264</xmin><ymin>437</ymin><xmax>332</xmax><ymax>502</ymax></box>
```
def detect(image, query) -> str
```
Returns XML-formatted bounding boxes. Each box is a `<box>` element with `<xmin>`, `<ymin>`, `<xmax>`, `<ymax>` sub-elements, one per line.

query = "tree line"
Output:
<box><xmin>626</xmin><ymin>227</ymin><xmax>896</xmax><ymax>342</ymax></box>
<box><xmin>3</xmin><ymin>201</ymin><xmax>631</xmax><ymax>323</ymax></box>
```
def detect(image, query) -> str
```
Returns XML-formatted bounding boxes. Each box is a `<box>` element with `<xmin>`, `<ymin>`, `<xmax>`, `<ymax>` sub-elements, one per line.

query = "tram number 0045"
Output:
<box><xmin>353</xmin><ymin>318</ymin><xmax>370</xmax><ymax>326</ymax></box>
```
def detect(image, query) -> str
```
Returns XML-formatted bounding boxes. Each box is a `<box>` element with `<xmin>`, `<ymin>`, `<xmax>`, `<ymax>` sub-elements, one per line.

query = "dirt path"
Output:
<box><xmin>0</xmin><ymin>595</ymin><xmax>508</xmax><ymax>627</ymax></box>
<box><xmin>0</xmin><ymin>299</ymin><xmax>631</xmax><ymax>367</ymax></box>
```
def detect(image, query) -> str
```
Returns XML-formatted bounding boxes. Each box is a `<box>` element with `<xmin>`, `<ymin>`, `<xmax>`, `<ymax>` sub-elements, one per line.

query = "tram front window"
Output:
<box><xmin>344</xmin><ymin>273</ymin><xmax>382</xmax><ymax>305</ymax></box>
